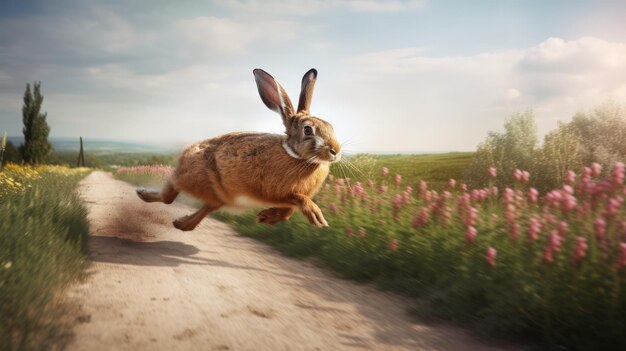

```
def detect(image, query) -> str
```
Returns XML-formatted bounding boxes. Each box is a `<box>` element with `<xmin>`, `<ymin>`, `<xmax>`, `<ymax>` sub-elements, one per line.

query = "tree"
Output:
<box><xmin>465</xmin><ymin>110</ymin><xmax>538</xmax><ymax>187</ymax></box>
<box><xmin>534</xmin><ymin>122</ymin><xmax>582</xmax><ymax>191</ymax></box>
<box><xmin>20</xmin><ymin>82</ymin><xmax>52</xmax><ymax>165</ymax></box>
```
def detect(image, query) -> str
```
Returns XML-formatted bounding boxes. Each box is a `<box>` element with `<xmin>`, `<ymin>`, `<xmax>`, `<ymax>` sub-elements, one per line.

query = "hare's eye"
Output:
<box><xmin>304</xmin><ymin>126</ymin><xmax>314</xmax><ymax>136</ymax></box>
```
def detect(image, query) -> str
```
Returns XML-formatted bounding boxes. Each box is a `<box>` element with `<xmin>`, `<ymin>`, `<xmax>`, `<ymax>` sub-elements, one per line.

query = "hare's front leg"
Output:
<box><xmin>257</xmin><ymin>207</ymin><xmax>295</xmax><ymax>225</ymax></box>
<box><xmin>288</xmin><ymin>194</ymin><xmax>329</xmax><ymax>227</ymax></box>
<box><xmin>173</xmin><ymin>204</ymin><xmax>217</xmax><ymax>231</ymax></box>
<box><xmin>137</xmin><ymin>181</ymin><xmax>179</xmax><ymax>204</ymax></box>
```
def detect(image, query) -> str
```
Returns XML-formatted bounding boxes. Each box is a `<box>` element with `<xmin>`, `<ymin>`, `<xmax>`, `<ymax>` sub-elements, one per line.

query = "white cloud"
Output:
<box><xmin>347</xmin><ymin>0</ymin><xmax>426</xmax><ymax>13</ymax></box>
<box><xmin>337</xmin><ymin>37</ymin><xmax>626</xmax><ymax>151</ymax></box>
<box><xmin>175</xmin><ymin>17</ymin><xmax>298</xmax><ymax>57</ymax></box>
<box><xmin>215</xmin><ymin>0</ymin><xmax>427</xmax><ymax>15</ymax></box>
<box><xmin>215</xmin><ymin>0</ymin><xmax>333</xmax><ymax>16</ymax></box>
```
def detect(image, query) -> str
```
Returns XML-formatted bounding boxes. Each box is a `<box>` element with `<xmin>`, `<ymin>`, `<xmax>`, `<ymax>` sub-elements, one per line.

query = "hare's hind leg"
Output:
<box><xmin>173</xmin><ymin>204</ymin><xmax>219</xmax><ymax>231</ymax></box>
<box><xmin>136</xmin><ymin>181</ymin><xmax>179</xmax><ymax>204</ymax></box>
<box><xmin>257</xmin><ymin>207</ymin><xmax>295</xmax><ymax>225</ymax></box>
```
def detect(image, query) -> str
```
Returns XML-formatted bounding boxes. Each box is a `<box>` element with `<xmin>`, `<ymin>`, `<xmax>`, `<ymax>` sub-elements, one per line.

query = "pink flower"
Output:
<box><xmin>513</xmin><ymin>169</ymin><xmax>523</xmax><ymax>182</ymax></box>
<box><xmin>565</xmin><ymin>170</ymin><xmax>576</xmax><ymax>184</ymax></box>
<box><xmin>419</xmin><ymin>180</ymin><xmax>428</xmax><ymax>195</ymax></box>
<box><xmin>381</xmin><ymin>167</ymin><xmax>389</xmax><ymax>177</ymax></box>
<box><xmin>557</xmin><ymin>220</ymin><xmax>569</xmax><ymax>237</ymax></box>
<box><xmin>378</xmin><ymin>185</ymin><xmax>388</xmax><ymax>194</ymax></box>
<box><xmin>359</xmin><ymin>227</ymin><xmax>366</xmax><ymax>237</ymax></box>
<box><xmin>328</xmin><ymin>174</ymin><xmax>334</xmax><ymax>182</ymax></box>
<box><xmin>543</xmin><ymin>230</ymin><xmax>562</xmax><ymax>264</ymax></box>
<box><xmin>503</xmin><ymin>187</ymin><xmax>514</xmax><ymax>205</ymax></box>
<box><xmin>573</xmin><ymin>237</ymin><xmax>588</xmax><ymax>263</ymax></box>
<box><xmin>528</xmin><ymin>216</ymin><xmax>542</xmax><ymax>242</ymax></box>
<box><xmin>563</xmin><ymin>185</ymin><xmax>574</xmax><ymax>195</ymax></box>
<box><xmin>594</xmin><ymin>218</ymin><xmax>607</xmax><ymax>240</ymax></box>
<box><xmin>389</xmin><ymin>239</ymin><xmax>398</xmax><ymax>251</ymax></box>
<box><xmin>366</xmin><ymin>179</ymin><xmax>375</xmax><ymax>188</ymax></box>
<box><xmin>424</xmin><ymin>190</ymin><xmax>433</xmax><ymax>203</ymax></box>
<box><xmin>486</xmin><ymin>247</ymin><xmax>497</xmax><ymax>268</ymax></box>
<box><xmin>336</xmin><ymin>178</ymin><xmax>345</xmax><ymax>186</ymax></box>
<box><xmin>528</xmin><ymin>188</ymin><xmax>539</xmax><ymax>203</ymax></box>
<box><xmin>613</xmin><ymin>162</ymin><xmax>625</xmax><ymax>185</ymax></box>
<box><xmin>488</xmin><ymin>167</ymin><xmax>497</xmax><ymax>179</ymax></box>
<box><xmin>561</xmin><ymin>193</ymin><xmax>577</xmax><ymax>213</ymax></box>
<box><xmin>591</xmin><ymin>162</ymin><xmax>602</xmax><ymax>177</ymax></box>
<box><xmin>402</xmin><ymin>190</ymin><xmax>411</xmax><ymax>204</ymax></box>
<box><xmin>392</xmin><ymin>194</ymin><xmax>403</xmax><ymax>210</ymax></box>
<box><xmin>491</xmin><ymin>186</ymin><xmax>498</xmax><ymax>197</ymax></box>
<box><xmin>465</xmin><ymin>226</ymin><xmax>477</xmax><ymax>244</ymax></box>
<box><xmin>346</xmin><ymin>227</ymin><xmax>354</xmax><ymax>237</ymax></box>
<box><xmin>522</xmin><ymin>170</ymin><xmax>530</xmax><ymax>183</ymax></box>
<box><xmin>605</xmin><ymin>196</ymin><xmax>624</xmax><ymax>217</ymax></box>
<box><xmin>448</xmin><ymin>179</ymin><xmax>457</xmax><ymax>188</ymax></box>
<box><xmin>329</xmin><ymin>203</ymin><xmax>338</xmax><ymax>213</ymax></box>
<box><xmin>464</xmin><ymin>207</ymin><xmax>478</xmax><ymax>227</ymax></box>
<box><xmin>510</xmin><ymin>222</ymin><xmax>520</xmax><ymax>241</ymax></box>
<box><xmin>334</xmin><ymin>184</ymin><xmax>343</xmax><ymax>194</ymax></box>
<box><xmin>353</xmin><ymin>182</ymin><xmax>367</xmax><ymax>198</ymax></box>
<box><xmin>394</xmin><ymin>174</ymin><xmax>402</xmax><ymax>186</ymax></box>
<box><xmin>412</xmin><ymin>207</ymin><xmax>430</xmax><ymax>229</ymax></box>
<box><xmin>460</xmin><ymin>183</ymin><xmax>468</xmax><ymax>191</ymax></box>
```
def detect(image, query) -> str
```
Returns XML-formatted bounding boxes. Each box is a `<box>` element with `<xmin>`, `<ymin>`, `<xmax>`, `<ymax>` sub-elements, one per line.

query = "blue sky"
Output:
<box><xmin>1</xmin><ymin>0</ymin><xmax>625</xmax><ymax>152</ymax></box>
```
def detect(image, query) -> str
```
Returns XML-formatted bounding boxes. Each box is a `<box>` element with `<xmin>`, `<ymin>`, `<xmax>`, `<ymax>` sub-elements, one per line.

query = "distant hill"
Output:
<box><xmin>6</xmin><ymin>137</ymin><xmax>180</xmax><ymax>154</ymax></box>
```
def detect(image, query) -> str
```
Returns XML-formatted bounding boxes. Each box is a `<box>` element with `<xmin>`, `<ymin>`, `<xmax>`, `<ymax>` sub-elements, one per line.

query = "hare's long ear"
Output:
<box><xmin>297</xmin><ymin>68</ymin><xmax>317</xmax><ymax>114</ymax></box>
<box><xmin>253</xmin><ymin>69</ymin><xmax>295</xmax><ymax>126</ymax></box>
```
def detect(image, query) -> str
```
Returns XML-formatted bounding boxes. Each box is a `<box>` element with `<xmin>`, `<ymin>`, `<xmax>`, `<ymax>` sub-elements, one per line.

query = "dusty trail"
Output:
<box><xmin>66</xmin><ymin>171</ymin><xmax>518</xmax><ymax>351</ymax></box>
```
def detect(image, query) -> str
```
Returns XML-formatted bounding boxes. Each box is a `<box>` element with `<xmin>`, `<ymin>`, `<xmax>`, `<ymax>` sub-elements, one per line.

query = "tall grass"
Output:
<box><xmin>0</xmin><ymin>165</ymin><xmax>90</xmax><ymax>350</ymax></box>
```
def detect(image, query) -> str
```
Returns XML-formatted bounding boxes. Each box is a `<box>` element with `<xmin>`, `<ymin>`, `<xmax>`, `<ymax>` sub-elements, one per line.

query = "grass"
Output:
<box><xmin>114</xmin><ymin>154</ymin><xmax>626</xmax><ymax>350</ymax></box>
<box><xmin>0</xmin><ymin>165</ymin><xmax>91</xmax><ymax>350</ymax></box>
<box><xmin>331</xmin><ymin>152</ymin><xmax>472</xmax><ymax>188</ymax></box>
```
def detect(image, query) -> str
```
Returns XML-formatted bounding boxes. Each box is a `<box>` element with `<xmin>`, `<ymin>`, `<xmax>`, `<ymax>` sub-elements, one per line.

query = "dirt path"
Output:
<box><xmin>66</xmin><ymin>171</ymin><xmax>518</xmax><ymax>351</ymax></box>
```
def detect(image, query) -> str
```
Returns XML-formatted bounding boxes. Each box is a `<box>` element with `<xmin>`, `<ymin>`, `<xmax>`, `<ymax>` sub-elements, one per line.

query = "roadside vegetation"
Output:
<box><xmin>0</xmin><ymin>165</ymin><xmax>91</xmax><ymax>350</ymax></box>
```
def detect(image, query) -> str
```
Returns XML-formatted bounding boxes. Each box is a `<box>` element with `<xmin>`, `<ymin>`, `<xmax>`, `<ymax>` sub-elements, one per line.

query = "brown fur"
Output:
<box><xmin>137</xmin><ymin>68</ymin><xmax>341</xmax><ymax>231</ymax></box>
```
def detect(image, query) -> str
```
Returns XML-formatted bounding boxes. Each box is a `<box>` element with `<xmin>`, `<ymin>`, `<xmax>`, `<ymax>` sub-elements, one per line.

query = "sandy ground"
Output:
<box><xmin>65</xmin><ymin>171</ymin><xmax>519</xmax><ymax>351</ymax></box>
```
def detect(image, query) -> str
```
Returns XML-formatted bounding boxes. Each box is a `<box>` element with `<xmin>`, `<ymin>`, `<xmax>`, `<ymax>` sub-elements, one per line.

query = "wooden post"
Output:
<box><xmin>77</xmin><ymin>136</ymin><xmax>85</xmax><ymax>167</ymax></box>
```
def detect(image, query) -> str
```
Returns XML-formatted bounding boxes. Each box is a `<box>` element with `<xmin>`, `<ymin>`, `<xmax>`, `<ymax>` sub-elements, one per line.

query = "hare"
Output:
<box><xmin>136</xmin><ymin>68</ymin><xmax>341</xmax><ymax>231</ymax></box>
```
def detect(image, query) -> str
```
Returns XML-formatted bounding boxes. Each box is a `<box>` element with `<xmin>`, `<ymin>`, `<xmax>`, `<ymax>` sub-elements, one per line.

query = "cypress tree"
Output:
<box><xmin>20</xmin><ymin>82</ymin><xmax>52</xmax><ymax>164</ymax></box>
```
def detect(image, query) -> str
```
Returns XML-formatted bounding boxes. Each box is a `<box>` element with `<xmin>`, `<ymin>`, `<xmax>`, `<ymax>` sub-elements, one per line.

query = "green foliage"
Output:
<box><xmin>569</xmin><ymin>101</ymin><xmax>626</xmax><ymax>166</ymax></box>
<box><xmin>533</xmin><ymin>123</ymin><xmax>583</xmax><ymax>191</ymax></box>
<box><xmin>0</xmin><ymin>166</ymin><xmax>90</xmax><ymax>350</ymax></box>
<box><xmin>465</xmin><ymin>110</ymin><xmax>537</xmax><ymax>188</ymax></box>
<box><xmin>2</xmin><ymin>141</ymin><xmax>22</xmax><ymax>166</ymax></box>
<box><xmin>20</xmin><ymin>82</ymin><xmax>52</xmax><ymax>165</ymax></box>
<box><xmin>466</xmin><ymin>102</ymin><xmax>626</xmax><ymax>191</ymax></box>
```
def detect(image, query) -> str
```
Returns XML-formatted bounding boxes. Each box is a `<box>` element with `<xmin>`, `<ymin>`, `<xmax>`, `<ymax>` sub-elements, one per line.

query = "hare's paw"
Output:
<box><xmin>301</xmin><ymin>202</ymin><xmax>329</xmax><ymax>227</ymax></box>
<box><xmin>136</xmin><ymin>188</ymin><xmax>160</xmax><ymax>202</ymax></box>
<box><xmin>136</xmin><ymin>188</ymin><xmax>148</xmax><ymax>201</ymax></box>
<box><xmin>257</xmin><ymin>208</ymin><xmax>294</xmax><ymax>225</ymax></box>
<box><xmin>173</xmin><ymin>217</ymin><xmax>195</xmax><ymax>231</ymax></box>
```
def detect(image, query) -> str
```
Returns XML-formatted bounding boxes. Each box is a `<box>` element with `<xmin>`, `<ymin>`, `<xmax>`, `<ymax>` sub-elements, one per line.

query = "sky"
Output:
<box><xmin>1</xmin><ymin>0</ymin><xmax>625</xmax><ymax>153</ymax></box>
